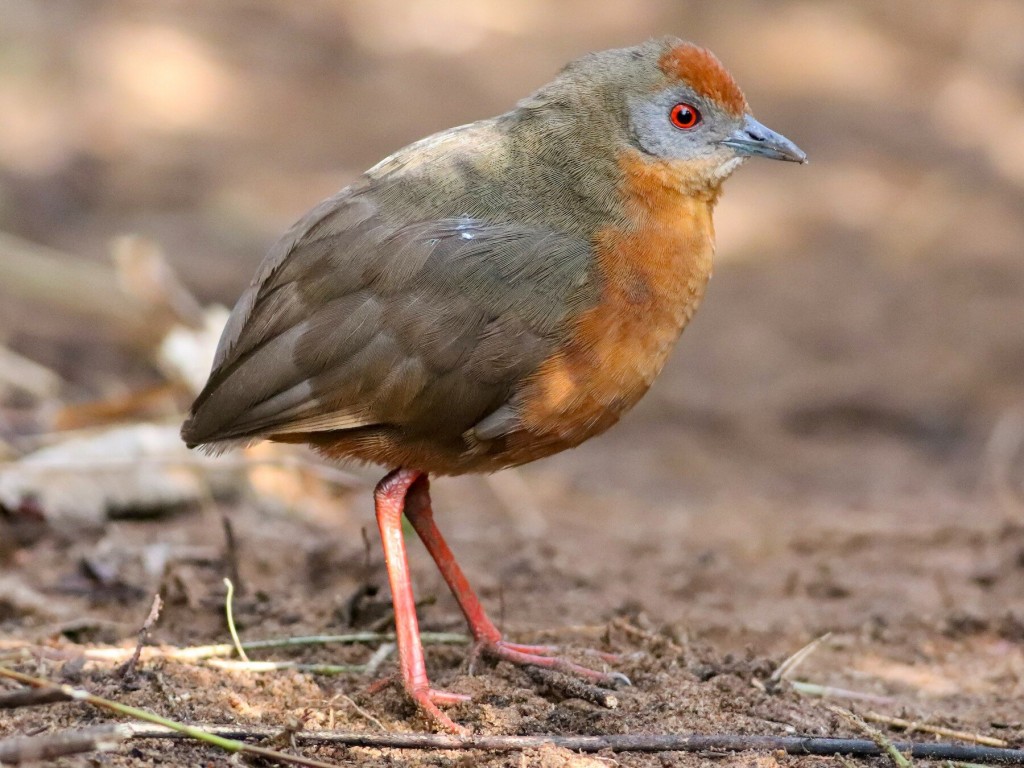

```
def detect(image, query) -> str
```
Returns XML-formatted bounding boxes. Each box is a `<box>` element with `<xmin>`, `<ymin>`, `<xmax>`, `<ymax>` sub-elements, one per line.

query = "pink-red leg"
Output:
<box><xmin>374</xmin><ymin>469</ymin><xmax>469</xmax><ymax>734</ymax></box>
<box><xmin>403</xmin><ymin>473</ymin><xmax>629</xmax><ymax>687</ymax></box>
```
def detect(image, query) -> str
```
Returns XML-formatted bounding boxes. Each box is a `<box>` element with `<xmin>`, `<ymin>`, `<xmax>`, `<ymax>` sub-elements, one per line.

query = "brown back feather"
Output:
<box><xmin>181</xmin><ymin>191</ymin><xmax>596</xmax><ymax>450</ymax></box>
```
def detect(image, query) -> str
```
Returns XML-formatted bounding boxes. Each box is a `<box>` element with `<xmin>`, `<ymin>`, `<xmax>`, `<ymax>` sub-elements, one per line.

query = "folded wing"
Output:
<box><xmin>181</xmin><ymin>190</ymin><xmax>595</xmax><ymax>451</ymax></box>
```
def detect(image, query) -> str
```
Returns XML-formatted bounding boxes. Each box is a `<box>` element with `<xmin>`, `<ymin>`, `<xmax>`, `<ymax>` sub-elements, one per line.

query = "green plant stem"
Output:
<box><xmin>0</xmin><ymin>666</ymin><xmax>342</xmax><ymax>768</ymax></box>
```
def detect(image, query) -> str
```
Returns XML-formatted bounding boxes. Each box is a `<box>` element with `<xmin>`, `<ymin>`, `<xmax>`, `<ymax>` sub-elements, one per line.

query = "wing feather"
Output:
<box><xmin>182</xmin><ymin>190</ymin><xmax>595</xmax><ymax>450</ymax></box>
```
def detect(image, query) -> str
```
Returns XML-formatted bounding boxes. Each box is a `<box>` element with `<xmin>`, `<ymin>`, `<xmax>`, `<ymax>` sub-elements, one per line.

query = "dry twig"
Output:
<box><xmin>0</xmin><ymin>666</ymin><xmax>346</xmax><ymax>768</ymax></box>
<box><xmin>524</xmin><ymin>667</ymin><xmax>619</xmax><ymax>709</ymax></box>
<box><xmin>332</xmin><ymin>693</ymin><xmax>386</xmax><ymax>731</ymax></box>
<box><xmin>120</xmin><ymin>593</ymin><xmax>163</xmax><ymax>682</ymax></box>
<box><xmin>117</xmin><ymin>724</ymin><xmax>1024</xmax><ymax>762</ymax></box>
<box><xmin>0</xmin><ymin>724</ymin><xmax>130</xmax><ymax>764</ymax></box>
<box><xmin>0</xmin><ymin>687</ymin><xmax>70</xmax><ymax>709</ymax></box>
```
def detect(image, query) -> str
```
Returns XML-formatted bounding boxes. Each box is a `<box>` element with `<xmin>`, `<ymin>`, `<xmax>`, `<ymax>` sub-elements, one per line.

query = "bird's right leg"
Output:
<box><xmin>374</xmin><ymin>468</ymin><xmax>469</xmax><ymax>734</ymax></box>
<box><xmin>403</xmin><ymin>473</ymin><xmax>628</xmax><ymax>687</ymax></box>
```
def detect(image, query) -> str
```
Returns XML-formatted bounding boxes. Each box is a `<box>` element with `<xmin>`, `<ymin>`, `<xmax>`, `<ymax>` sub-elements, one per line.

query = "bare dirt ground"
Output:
<box><xmin>2</xmin><ymin>2</ymin><xmax>1024</xmax><ymax>766</ymax></box>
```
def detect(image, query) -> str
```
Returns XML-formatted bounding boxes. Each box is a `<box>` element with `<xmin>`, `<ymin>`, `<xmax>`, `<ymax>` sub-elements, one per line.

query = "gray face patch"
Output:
<box><xmin>628</xmin><ymin>86</ymin><xmax>741</xmax><ymax>161</ymax></box>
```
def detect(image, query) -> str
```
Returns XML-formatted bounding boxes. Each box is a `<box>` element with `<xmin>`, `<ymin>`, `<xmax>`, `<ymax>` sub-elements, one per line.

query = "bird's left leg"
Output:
<box><xmin>374</xmin><ymin>468</ymin><xmax>470</xmax><ymax>733</ymax></box>
<box><xmin>404</xmin><ymin>474</ymin><xmax>628</xmax><ymax>687</ymax></box>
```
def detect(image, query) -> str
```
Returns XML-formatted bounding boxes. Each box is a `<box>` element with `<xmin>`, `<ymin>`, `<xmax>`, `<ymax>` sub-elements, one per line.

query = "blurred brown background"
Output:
<box><xmin>2</xmin><ymin>1</ymin><xmax>1024</xmax><ymax>754</ymax></box>
<box><xmin>3</xmin><ymin>0</ymin><xmax>1024</xmax><ymax>667</ymax></box>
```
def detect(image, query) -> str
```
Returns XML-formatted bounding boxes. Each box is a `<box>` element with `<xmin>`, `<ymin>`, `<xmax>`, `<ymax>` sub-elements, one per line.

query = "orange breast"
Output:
<box><xmin>517</xmin><ymin>150</ymin><xmax>718</xmax><ymax>448</ymax></box>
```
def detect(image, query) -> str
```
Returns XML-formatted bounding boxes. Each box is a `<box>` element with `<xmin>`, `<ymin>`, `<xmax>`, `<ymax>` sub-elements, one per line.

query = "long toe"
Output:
<box><xmin>496</xmin><ymin>641</ymin><xmax>625</xmax><ymax>667</ymax></box>
<box><xmin>409</xmin><ymin>687</ymin><xmax>472</xmax><ymax>735</ymax></box>
<box><xmin>491</xmin><ymin>641</ymin><xmax>558</xmax><ymax>656</ymax></box>
<box><xmin>481</xmin><ymin>639</ymin><xmax>631</xmax><ymax>688</ymax></box>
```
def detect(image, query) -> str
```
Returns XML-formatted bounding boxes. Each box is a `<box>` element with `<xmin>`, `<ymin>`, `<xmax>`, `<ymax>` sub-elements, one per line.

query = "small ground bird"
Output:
<box><xmin>183</xmin><ymin>37</ymin><xmax>805</xmax><ymax>732</ymax></box>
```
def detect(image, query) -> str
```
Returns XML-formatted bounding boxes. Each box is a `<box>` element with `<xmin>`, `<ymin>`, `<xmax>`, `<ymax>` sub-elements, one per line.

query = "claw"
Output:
<box><xmin>607</xmin><ymin>671</ymin><xmax>632</xmax><ymax>687</ymax></box>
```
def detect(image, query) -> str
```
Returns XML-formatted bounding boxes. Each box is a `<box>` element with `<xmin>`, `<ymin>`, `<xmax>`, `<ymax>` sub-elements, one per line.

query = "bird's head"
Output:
<box><xmin>518</xmin><ymin>38</ymin><xmax>805</xmax><ymax>198</ymax></box>
<box><xmin>632</xmin><ymin>39</ymin><xmax>806</xmax><ymax>178</ymax></box>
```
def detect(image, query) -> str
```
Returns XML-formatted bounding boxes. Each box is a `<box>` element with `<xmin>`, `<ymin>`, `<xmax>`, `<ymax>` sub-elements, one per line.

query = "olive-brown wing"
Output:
<box><xmin>181</xmin><ymin>194</ymin><xmax>595</xmax><ymax>450</ymax></box>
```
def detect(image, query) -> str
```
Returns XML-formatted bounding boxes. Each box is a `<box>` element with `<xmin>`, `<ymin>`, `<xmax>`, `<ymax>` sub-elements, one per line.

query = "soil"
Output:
<box><xmin>2</xmin><ymin>3</ymin><xmax>1024</xmax><ymax>766</ymax></box>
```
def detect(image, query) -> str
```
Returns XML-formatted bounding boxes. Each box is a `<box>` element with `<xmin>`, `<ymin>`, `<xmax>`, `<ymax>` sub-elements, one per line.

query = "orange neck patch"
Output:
<box><xmin>658</xmin><ymin>43</ymin><xmax>747</xmax><ymax>117</ymax></box>
<box><xmin>514</xmin><ymin>148</ymin><xmax>717</xmax><ymax>449</ymax></box>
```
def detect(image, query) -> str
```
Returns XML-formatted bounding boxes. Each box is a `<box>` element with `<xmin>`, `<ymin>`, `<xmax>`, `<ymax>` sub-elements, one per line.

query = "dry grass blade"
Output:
<box><xmin>9</xmin><ymin>631</ymin><xmax>466</xmax><ymax>665</ymax></box>
<box><xmin>790</xmin><ymin>681</ymin><xmax>897</xmax><ymax>704</ymax></box>
<box><xmin>222</xmin><ymin>578</ymin><xmax>249</xmax><ymax>662</ymax></box>
<box><xmin>828</xmin><ymin>704</ymin><xmax>913</xmax><ymax>768</ymax></box>
<box><xmin>206</xmin><ymin>659</ymin><xmax>363</xmax><ymax>675</ymax></box>
<box><xmin>863</xmin><ymin>711</ymin><xmax>1007</xmax><ymax>749</ymax></box>
<box><xmin>771</xmin><ymin>632</ymin><xmax>832</xmax><ymax>683</ymax></box>
<box><xmin>332</xmin><ymin>693</ymin><xmax>386</xmax><ymax>731</ymax></box>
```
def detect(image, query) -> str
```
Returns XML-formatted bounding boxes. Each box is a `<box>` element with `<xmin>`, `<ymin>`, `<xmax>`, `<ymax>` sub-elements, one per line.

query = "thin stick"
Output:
<box><xmin>0</xmin><ymin>667</ymin><xmax>345</xmax><ymax>768</ymax></box>
<box><xmin>0</xmin><ymin>687</ymin><xmax>70</xmax><ymax>709</ymax></box>
<box><xmin>525</xmin><ymin>667</ymin><xmax>619</xmax><ymax>709</ymax></box>
<box><xmin>222</xmin><ymin>578</ymin><xmax>249</xmax><ymax>662</ymax></box>
<box><xmin>0</xmin><ymin>724</ymin><xmax>130</xmax><ymax>764</ymax></box>
<box><xmin>117</xmin><ymin>723</ymin><xmax>1024</xmax><ymax>762</ymax></box>
<box><xmin>863</xmin><ymin>711</ymin><xmax>1007</xmax><ymax>749</ymax></box>
<box><xmin>120</xmin><ymin>593</ymin><xmax>163</xmax><ymax>682</ymax></box>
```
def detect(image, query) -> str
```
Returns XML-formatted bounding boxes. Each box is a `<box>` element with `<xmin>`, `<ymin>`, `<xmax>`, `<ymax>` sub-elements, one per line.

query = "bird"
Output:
<box><xmin>182</xmin><ymin>37</ymin><xmax>805</xmax><ymax>733</ymax></box>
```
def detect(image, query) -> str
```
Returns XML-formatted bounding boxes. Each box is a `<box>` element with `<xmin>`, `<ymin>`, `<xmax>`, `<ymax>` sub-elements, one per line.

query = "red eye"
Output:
<box><xmin>670</xmin><ymin>102</ymin><xmax>701</xmax><ymax>130</ymax></box>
